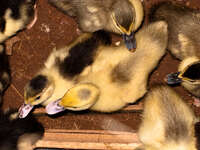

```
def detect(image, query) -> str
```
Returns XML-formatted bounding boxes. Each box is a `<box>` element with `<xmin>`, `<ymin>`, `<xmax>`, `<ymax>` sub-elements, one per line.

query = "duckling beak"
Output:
<box><xmin>18</xmin><ymin>103</ymin><xmax>34</xmax><ymax>118</ymax></box>
<box><xmin>165</xmin><ymin>72</ymin><xmax>182</xmax><ymax>85</ymax></box>
<box><xmin>122</xmin><ymin>31</ymin><xmax>136</xmax><ymax>52</ymax></box>
<box><xmin>46</xmin><ymin>83</ymin><xmax>100</xmax><ymax>115</ymax></box>
<box><xmin>45</xmin><ymin>99</ymin><xmax>66</xmax><ymax>115</ymax></box>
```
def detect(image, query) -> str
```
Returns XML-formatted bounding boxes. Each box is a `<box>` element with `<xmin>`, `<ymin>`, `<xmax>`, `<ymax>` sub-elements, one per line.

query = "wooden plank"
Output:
<box><xmin>123</xmin><ymin>102</ymin><xmax>143</xmax><ymax>111</ymax></box>
<box><xmin>34</xmin><ymin>129</ymin><xmax>141</xmax><ymax>149</ymax></box>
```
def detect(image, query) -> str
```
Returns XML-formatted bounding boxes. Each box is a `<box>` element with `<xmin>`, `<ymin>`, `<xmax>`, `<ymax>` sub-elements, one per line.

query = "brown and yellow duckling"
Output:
<box><xmin>19</xmin><ymin>30</ymin><xmax>112</xmax><ymax>118</ymax></box>
<box><xmin>48</xmin><ymin>0</ymin><xmax>144</xmax><ymax>51</ymax></box>
<box><xmin>138</xmin><ymin>85</ymin><xmax>198</xmax><ymax>150</ymax></box>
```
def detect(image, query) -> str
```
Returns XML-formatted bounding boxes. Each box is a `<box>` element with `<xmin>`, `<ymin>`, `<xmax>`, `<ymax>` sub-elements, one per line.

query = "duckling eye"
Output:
<box><xmin>35</xmin><ymin>96</ymin><xmax>41</xmax><ymax>100</ymax></box>
<box><xmin>57</xmin><ymin>102</ymin><xmax>60</xmax><ymax>107</ymax></box>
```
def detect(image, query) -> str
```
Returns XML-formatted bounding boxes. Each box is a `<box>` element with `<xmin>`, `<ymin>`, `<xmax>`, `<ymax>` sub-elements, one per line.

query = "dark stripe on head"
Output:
<box><xmin>25</xmin><ymin>75</ymin><xmax>48</xmax><ymax>99</ymax></box>
<box><xmin>113</xmin><ymin>0</ymin><xmax>134</xmax><ymax>31</ymax></box>
<box><xmin>59</xmin><ymin>31</ymin><xmax>111</xmax><ymax>78</ymax></box>
<box><xmin>29</xmin><ymin>75</ymin><xmax>48</xmax><ymax>92</ymax></box>
<box><xmin>182</xmin><ymin>62</ymin><xmax>200</xmax><ymax>80</ymax></box>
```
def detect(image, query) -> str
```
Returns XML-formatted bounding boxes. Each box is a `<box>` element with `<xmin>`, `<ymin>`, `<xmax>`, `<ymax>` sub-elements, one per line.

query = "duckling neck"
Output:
<box><xmin>40</xmin><ymin>69</ymin><xmax>75</xmax><ymax>106</ymax></box>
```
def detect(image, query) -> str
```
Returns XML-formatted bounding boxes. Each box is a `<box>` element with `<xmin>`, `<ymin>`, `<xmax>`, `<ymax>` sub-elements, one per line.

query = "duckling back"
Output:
<box><xmin>139</xmin><ymin>85</ymin><xmax>197</xmax><ymax>150</ymax></box>
<box><xmin>76</xmin><ymin>21</ymin><xmax>168</xmax><ymax>112</ymax></box>
<box><xmin>150</xmin><ymin>2</ymin><xmax>200</xmax><ymax>60</ymax></box>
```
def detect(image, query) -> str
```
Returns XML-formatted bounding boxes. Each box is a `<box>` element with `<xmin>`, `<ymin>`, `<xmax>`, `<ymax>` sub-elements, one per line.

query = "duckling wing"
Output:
<box><xmin>150</xmin><ymin>2</ymin><xmax>200</xmax><ymax>60</ymax></box>
<box><xmin>72</xmin><ymin>0</ymin><xmax>111</xmax><ymax>32</ymax></box>
<box><xmin>48</xmin><ymin>0</ymin><xmax>77</xmax><ymax>16</ymax></box>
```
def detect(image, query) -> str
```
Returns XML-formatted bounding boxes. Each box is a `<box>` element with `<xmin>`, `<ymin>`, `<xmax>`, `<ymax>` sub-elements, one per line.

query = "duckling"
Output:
<box><xmin>45</xmin><ymin>21</ymin><xmax>168</xmax><ymax>115</ymax></box>
<box><xmin>138</xmin><ymin>85</ymin><xmax>197</xmax><ymax>150</ymax></box>
<box><xmin>0</xmin><ymin>0</ymin><xmax>37</xmax><ymax>43</ymax></box>
<box><xmin>0</xmin><ymin>0</ymin><xmax>37</xmax><ymax>102</ymax></box>
<box><xmin>48</xmin><ymin>0</ymin><xmax>144</xmax><ymax>51</ymax></box>
<box><xmin>19</xmin><ymin>30</ymin><xmax>112</xmax><ymax>118</ymax></box>
<box><xmin>149</xmin><ymin>2</ymin><xmax>200</xmax><ymax>98</ymax></box>
<box><xmin>0</xmin><ymin>44</ymin><xmax>10</xmax><ymax>104</ymax></box>
<box><xmin>0</xmin><ymin>109</ymin><xmax>44</xmax><ymax>150</ymax></box>
<box><xmin>166</xmin><ymin>57</ymin><xmax>200</xmax><ymax>98</ymax></box>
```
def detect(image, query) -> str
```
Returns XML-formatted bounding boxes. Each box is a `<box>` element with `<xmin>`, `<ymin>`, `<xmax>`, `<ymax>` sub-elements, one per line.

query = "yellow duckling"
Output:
<box><xmin>138</xmin><ymin>85</ymin><xmax>198</xmax><ymax>150</ymax></box>
<box><xmin>48</xmin><ymin>0</ymin><xmax>144</xmax><ymax>51</ymax></box>
<box><xmin>19</xmin><ymin>30</ymin><xmax>112</xmax><ymax>118</ymax></box>
<box><xmin>45</xmin><ymin>21</ymin><xmax>168</xmax><ymax>115</ymax></box>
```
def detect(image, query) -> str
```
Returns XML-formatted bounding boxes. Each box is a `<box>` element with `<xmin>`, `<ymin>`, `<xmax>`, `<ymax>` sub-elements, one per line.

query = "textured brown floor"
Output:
<box><xmin>2</xmin><ymin>0</ymin><xmax>200</xmax><ymax>144</ymax></box>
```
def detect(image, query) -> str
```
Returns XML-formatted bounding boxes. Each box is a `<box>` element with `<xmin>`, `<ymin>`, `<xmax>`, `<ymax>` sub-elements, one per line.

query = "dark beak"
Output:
<box><xmin>122</xmin><ymin>31</ymin><xmax>136</xmax><ymax>52</ymax></box>
<box><xmin>165</xmin><ymin>72</ymin><xmax>182</xmax><ymax>85</ymax></box>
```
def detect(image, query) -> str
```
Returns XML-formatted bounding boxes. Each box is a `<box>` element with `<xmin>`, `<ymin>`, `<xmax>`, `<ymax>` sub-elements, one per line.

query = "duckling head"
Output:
<box><xmin>111</xmin><ymin>0</ymin><xmax>143</xmax><ymax>51</ymax></box>
<box><xmin>0</xmin><ymin>0</ymin><xmax>37</xmax><ymax>43</ymax></box>
<box><xmin>18</xmin><ymin>75</ymin><xmax>54</xmax><ymax>118</ymax></box>
<box><xmin>166</xmin><ymin>57</ymin><xmax>200</xmax><ymax>85</ymax></box>
<box><xmin>46</xmin><ymin>83</ymin><xmax>99</xmax><ymax>115</ymax></box>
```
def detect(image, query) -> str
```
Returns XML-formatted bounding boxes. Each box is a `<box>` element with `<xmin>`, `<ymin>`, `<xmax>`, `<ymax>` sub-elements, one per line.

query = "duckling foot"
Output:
<box><xmin>193</xmin><ymin>97</ymin><xmax>200</xmax><ymax>107</ymax></box>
